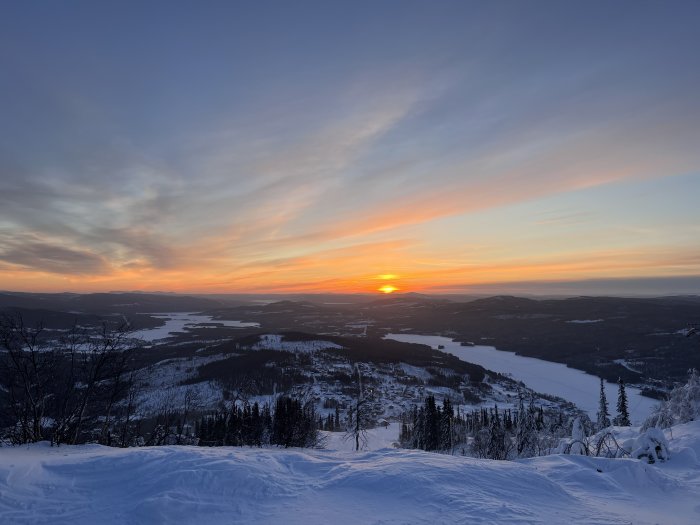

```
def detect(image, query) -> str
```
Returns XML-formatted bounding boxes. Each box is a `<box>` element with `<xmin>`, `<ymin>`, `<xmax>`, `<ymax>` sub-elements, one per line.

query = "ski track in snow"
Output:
<box><xmin>1</xmin><ymin>421</ymin><xmax>700</xmax><ymax>524</ymax></box>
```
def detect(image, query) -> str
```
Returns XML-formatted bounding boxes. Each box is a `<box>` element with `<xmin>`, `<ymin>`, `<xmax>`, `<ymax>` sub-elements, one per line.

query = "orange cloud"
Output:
<box><xmin>5</xmin><ymin>238</ymin><xmax>697</xmax><ymax>295</ymax></box>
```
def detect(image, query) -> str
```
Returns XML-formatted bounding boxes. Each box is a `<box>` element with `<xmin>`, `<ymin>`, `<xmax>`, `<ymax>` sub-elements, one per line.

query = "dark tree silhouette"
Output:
<box><xmin>614</xmin><ymin>378</ymin><xmax>631</xmax><ymax>426</ymax></box>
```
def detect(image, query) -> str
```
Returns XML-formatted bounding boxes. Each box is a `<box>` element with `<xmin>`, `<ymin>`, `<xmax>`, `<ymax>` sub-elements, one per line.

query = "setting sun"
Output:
<box><xmin>2</xmin><ymin>3</ymin><xmax>700</xmax><ymax>523</ymax></box>
<box><xmin>0</xmin><ymin>2</ymin><xmax>698</xmax><ymax>300</ymax></box>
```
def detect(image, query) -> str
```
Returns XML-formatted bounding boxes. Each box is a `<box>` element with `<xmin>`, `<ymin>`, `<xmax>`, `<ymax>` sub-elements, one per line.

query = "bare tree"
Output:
<box><xmin>0</xmin><ymin>314</ymin><xmax>56</xmax><ymax>443</ymax></box>
<box><xmin>117</xmin><ymin>369</ymin><xmax>143</xmax><ymax>447</ymax></box>
<box><xmin>345</xmin><ymin>364</ymin><xmax>373</xmax><ymax>451</ymax></box>
<box><xmin>0</xmin><ymin>313</ymin><xmax>137</xmax><ymax>445</ymax></box>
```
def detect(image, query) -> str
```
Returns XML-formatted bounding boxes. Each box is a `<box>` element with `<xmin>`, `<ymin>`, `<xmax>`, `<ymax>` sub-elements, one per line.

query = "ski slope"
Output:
<box><xmin>1</xmin><ymin>421</ymin><xmax>699</xmax><ymax>524</ymax></box>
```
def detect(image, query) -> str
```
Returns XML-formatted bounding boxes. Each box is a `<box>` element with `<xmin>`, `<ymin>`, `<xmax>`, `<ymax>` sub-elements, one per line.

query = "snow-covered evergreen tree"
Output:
<box><xmin>515</xmin><ymin>393</ymin><xmax>538</xmax><ymax>458</ymax></box>
<box><xmin>568</xmin><ymin>417</ymin><xmax>587</xmax><ymax>455</ymax></box>
<box><xmin>596</xmin><ymin>378</ymin><xmax>611</xmax><ymax>430</ymax></box>
<box><xmin>485</xmin><ymin>408</ymin><xmax>511</xmax><ymax>460</ymax></box>
<box><xmin>643</xmin><ymin>369</ymin><xmax>700</xmax><ymax>430</ymax></box>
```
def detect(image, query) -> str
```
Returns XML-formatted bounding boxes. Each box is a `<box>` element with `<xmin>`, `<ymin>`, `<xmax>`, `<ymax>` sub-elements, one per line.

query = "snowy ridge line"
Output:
<box><xmin>2</xmin><ymin>421</ymin><xmax>700</xmax><ymax>525</ymax></box>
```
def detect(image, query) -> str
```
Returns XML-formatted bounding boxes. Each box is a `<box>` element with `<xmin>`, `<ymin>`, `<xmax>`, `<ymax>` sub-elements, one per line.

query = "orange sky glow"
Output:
<box><xmin>1</xmin><ymin>3</ymin><xmax>699</xmax><ymax>296</ymax></box>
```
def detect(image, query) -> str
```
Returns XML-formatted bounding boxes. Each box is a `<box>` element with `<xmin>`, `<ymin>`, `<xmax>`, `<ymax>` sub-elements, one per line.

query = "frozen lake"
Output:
<box><xmin>384</xmin><ymin>333</ymin><xmax>658</xmax><ymax>424</ymax></box>
<box><xmin>131</xmin><ymin>313</ymin><xmax>260</xmax><ymax>342</ymax></box>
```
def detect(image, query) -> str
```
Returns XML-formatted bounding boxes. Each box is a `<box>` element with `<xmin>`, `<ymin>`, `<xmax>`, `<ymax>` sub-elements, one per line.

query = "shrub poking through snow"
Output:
<box><xmin>628</xmin><ymin>428</ymin><xmax>669</xmax><ymax>464</ymax></box>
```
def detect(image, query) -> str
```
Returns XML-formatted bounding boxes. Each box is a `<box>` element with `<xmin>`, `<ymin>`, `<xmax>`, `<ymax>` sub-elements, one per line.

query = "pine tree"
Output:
<box><xmin>516</xmin><ymin>393</ymin><xmax>527</xmax><ymax>455</ymax></box>
<box><xmin>596</xmin><ymin>378</ymin><xmax>611</xmax><ymax>430</ymax></box>
<box><xmin>487</xmin><ymin>409</ymin><xmax>507</xmax><ymax>460</ymax></box>
<box><xmin>614</xmin><ymin>378</ymin><xmax>631</xmax><ymax>426</ymax></box>
<box><xmin>537</xmin><ymin>406</ymin><xmax>544</xmax><ymax>430</ymax></box>
<box><xmin>440</xmin><ymin>398</ymin><xmax>454</xmax><ymax>451</ymax></box>
<box><xmin>516</xmin><ymin>393</ymin><xmax>538</xmax><ymax>458</ymax></box>
<box><xmin>424</xmin><ymin>395</ymin><xmax>440</xmax><ymax>451</ymax></box>
<box><xmin>251</xmin><ymin>402</ymin><xmax>262</xmax><ymax>446</ymax></box>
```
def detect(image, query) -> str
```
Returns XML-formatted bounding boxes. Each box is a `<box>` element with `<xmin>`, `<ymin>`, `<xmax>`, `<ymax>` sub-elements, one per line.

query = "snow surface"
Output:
<box><xmin>614</xmin><ymin>358</ymin><xmax>643</xmax><ymax>374</ymax></box>
<box><xmin>251</xmin><ymin>334</ymin><xmax>342</xmax><ymax>353</ymax></box>
<box><xmin>2</xmin><ymin>421</ymin><xmax>700</xmax><ymax>524</ymax></box>
<box><xmin>130</xmin><ymin>313</ymin><xmax>260</xmax><ymax>342</ymax></box>
<box><xmin>384</xmin><ymin>333</ymin><xmax>657</xmax><ymax>424</ymax></box>
<box><xmin>322</xmin><ymin>422</ymin><xmax>401</xmax><ymax>451</ymax></box>
<box><xmin>134</xmin><ymin>359</ymin><xmax>224</xmax><ymax>416</ymax></box>
<box><xmin>398</xmin><ymin>363</ymin><xmax>433</xmax><ymax>381</ymax></box>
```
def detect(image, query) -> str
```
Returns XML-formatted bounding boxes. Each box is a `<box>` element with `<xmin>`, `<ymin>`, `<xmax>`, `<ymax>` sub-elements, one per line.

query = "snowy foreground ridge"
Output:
<box><xmin>2</xmin><ymin>422</ymin><xmax>700</xmax><ymax>525</ymax></box>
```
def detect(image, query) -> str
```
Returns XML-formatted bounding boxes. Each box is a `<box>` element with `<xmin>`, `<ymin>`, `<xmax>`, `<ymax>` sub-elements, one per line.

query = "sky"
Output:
<box><xmin>1</xmin><ymin>0</ymin><xmax>699</xmax><ymax>295</ymax></box>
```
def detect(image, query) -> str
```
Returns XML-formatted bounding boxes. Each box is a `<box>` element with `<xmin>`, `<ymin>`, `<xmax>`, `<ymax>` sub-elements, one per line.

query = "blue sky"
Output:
<box><xmin>1</xmin><ymin>1</ymin><xmax>699</xmax><ymax>294</ymax></box>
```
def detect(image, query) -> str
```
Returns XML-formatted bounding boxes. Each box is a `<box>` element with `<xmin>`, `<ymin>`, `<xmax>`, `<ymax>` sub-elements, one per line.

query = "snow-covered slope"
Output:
<box><xmin>251</xmin><ymin>333</ymin><xmax>343</xmax><ymax>352</ymax></box>
<box><xmin>3</xmin><ymin>422</ymin><xmax>700</xmax><ymax>525</ymax></box>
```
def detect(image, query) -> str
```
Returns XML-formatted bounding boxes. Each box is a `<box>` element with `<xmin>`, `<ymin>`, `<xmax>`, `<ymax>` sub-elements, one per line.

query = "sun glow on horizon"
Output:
<box><xmin>1</xmin><ymin>3</ymin><xmax>699</xmax><ymax>296</ymax></box>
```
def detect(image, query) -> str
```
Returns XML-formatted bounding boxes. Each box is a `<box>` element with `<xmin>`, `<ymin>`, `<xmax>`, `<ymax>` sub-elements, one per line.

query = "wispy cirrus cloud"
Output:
<box><xmin>1</xmin><ymin>2</ymin><xmax>699</xmax><ymax>293</ymax></box>
<box><xmin>0</xmin><ymin>233</ymin><xmax>109</xmax><ymax>275</ymax></box>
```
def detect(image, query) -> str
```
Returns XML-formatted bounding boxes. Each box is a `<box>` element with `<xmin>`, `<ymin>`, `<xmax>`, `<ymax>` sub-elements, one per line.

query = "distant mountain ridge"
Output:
<box><xmin>0</xmin><ymin>292</ymin><xmax>224</xmax><ymax>314</ymax></box>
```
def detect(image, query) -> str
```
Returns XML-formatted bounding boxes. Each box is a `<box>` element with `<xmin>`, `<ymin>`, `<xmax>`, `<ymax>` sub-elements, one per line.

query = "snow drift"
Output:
<box><xmin>2</xmin><ymin>421</ymin><xmax>700</xmax><ymax>524</ymax></box>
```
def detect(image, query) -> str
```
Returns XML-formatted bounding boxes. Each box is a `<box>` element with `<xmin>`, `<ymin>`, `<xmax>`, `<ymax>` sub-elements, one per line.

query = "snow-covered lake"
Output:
<box><xmin>384</xmin><ymin>333</ymin><xmax>658</xmax><ymax>424</ymax></box>
<box><xmin>131</xmin><ymin>313</ymin><xmax>260</xmax><ymax>342</ymax></box>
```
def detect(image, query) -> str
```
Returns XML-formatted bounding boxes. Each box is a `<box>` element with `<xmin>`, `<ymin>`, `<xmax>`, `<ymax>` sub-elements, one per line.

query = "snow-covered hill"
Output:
<box><xmin>2</xmin><ymin>421</ymin><xmax>700</xmax><ymax>524</ymax></box>
<box><xmin>127</xmin><ymin>331</ymin><xmax>578</xmax><ymax>427</ymax></box>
